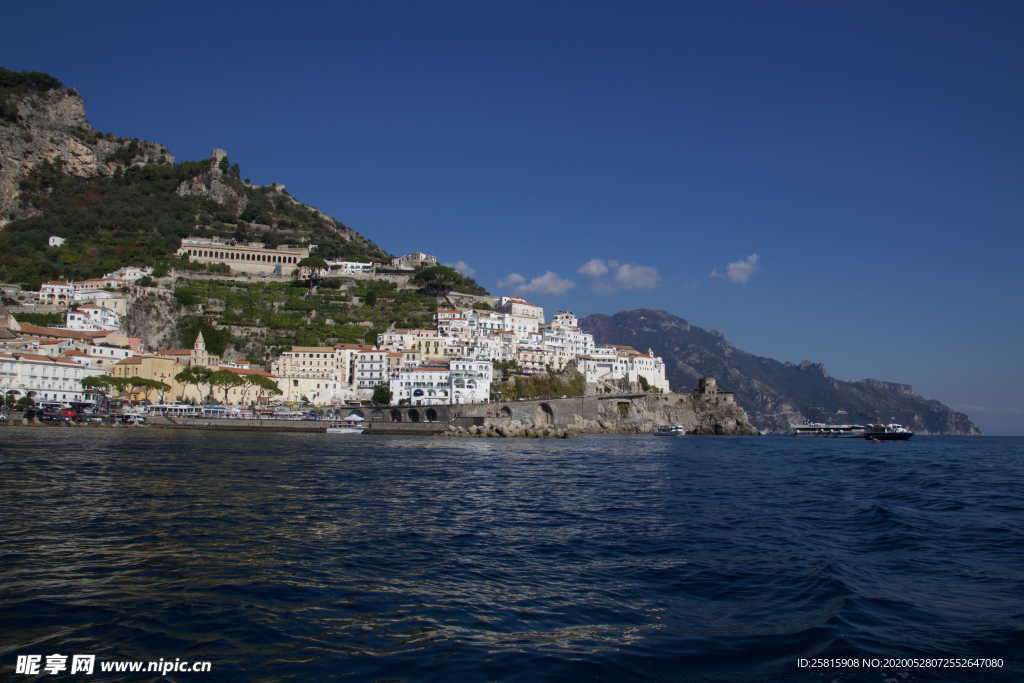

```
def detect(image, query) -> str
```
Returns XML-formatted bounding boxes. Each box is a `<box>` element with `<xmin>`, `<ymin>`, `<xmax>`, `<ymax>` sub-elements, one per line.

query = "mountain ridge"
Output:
<box><xmin>580</xmin><ymin>308</ymin><xmax>980</xmax><ymax>435</ymax></box>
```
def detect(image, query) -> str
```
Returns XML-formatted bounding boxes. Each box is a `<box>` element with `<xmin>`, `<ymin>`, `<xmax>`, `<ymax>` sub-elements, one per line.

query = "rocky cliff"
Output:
<box><xmin>0</xmin><ymin>72</ymin><xmax>171</xmax><ymax>226</ymax></box>
<box><xmin>581</xmin><ymin>309</ymin><xmax>980</xmax><ymax>435</ymax></box>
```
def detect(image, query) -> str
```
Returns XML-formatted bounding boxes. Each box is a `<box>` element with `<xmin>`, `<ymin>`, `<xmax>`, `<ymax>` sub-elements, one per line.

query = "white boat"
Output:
<box><xmin>327</xmin><ymin>414</ymin><xmax>366</xmax><ymax>434</ymax></box>
<box><xmin>653</xmin><ymin>424</ymin><xmax>685</xmax><ymax>436</ymax></box>
<box><xmin>791</xmin><ymin>423</ymin><xmax>866</xmax><ymax>438</ymax></box>
<box><xmin>326</xmin><ymin>424</ymin><xmax>365</xmax><ymax>434</ymax></box>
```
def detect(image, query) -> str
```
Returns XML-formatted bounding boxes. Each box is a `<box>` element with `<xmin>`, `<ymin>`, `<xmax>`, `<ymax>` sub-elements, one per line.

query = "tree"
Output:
<box><xmin>412</xmin><ymin>264</ymin><xmax>488</xmax><ymax>296</ymax></box>
<box><xmin>125</xmin><ymin>376</ymin><xmax>151</xmax><ymax>404</ymax></box>
<box><xmin>81</xmin><ymin>375</ymin><xmax>115</xmax><ymax>409</ymax></box>
<box><xmin>371</xmin><ymin>384</ymin><xmax>393</xmax><ymax>405</ymax></box>
<box><xmin>175</xmin><ymin>365</ymin><xmax>212</xmax><ymax>402</ymax></box>
<box><xmin>142</xmin><ymin>380</ymin><xmax>171</xmax><ymax>403</ymax></box>
<box><xmin>411</xmin><ymin>265</ymin><xmax>462</xmax><ymax>296</ymax></box>
<box><xmin>209</xmin><ymin>369</ymin><xmax>245</xmax><ymax>404</ymax></box>
<box><xmin>297</xmin><ymin>255</ymin><xmax>329</xmax><ymax>291</ymax></box>
<box><xmin>248</xmin><ymin>375</ymin><xmax>282</xmax><ymax>404</ymax></box>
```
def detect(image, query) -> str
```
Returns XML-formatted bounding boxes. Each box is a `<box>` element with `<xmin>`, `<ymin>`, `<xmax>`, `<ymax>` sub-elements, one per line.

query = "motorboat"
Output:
<box><xmin>327</xmin><ymin>414</ymin><xmax>366</xmax><ymax>434</ymax></box>
<box><xmin>653</xmin><ymin>424</ymin><xmax>685</xmax><ymax>436</ymax></box>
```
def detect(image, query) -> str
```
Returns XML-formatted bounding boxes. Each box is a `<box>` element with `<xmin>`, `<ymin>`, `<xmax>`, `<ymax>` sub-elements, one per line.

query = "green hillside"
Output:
<box><xmin>171</xmin><ymin>277</ymin><xmax>441</xmax><ymax>364</ymax></box>
<box><xmin>0</xmin><ymin>156</ymin><xmax>390</xmax><ymax>288</ymax></box>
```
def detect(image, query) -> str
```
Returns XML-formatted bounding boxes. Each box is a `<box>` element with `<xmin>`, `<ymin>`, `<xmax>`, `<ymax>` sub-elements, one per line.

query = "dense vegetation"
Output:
<box><xmin>0</xmin><ymin>67</ymin><xmax>65</xmax><ymax>122</ymax></box>
<box><xmin>1</xmin><ymin>159</ymin><xmax>229</xmax><ymax>287</ymax></box>
<box><xmin>171</xmin><ymin>277</ymin><xmax>439</xmax><ymax>363</ymax></box>
<box><xmin>11</xmin><ymin>311</ymin><xmax>63</xmax><ymax>326</ymax></box>
<box><xmin>412</xmin><ymin>265</ymin><xmax>488</xmax><ymax>296</ymax></box>
<box><xmin>0</xmin><ymin>154</ymin><xmax>391</xmax><ymax>288</ymax></box>
<box><xmin>492</xmin><ymin>364</ymin><xmax>586</xmax><ymax>401</ymax></box>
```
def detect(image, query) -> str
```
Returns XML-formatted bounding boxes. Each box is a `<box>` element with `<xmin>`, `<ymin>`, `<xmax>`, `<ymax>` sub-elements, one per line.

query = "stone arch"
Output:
<box><xmin>408</xmin><ymin>409</ymin><xmax>421</xmax><ymax>423</ymax></box>
<box><xmin>537</xmin><ymin>402</ymin><xmax>554</xmax><ymax>425</ymax></box>
<box><xmin>500</xmin><ymin>406</ymin><xmax>512</xmax><ymax>417</ymax></box>
<box><xmin>390</xmin><ymin>409</ymin><xmax>403</xmax><ymax>422</ymax></box>
<box><xmin>371</xmin><ymin>409</ymin><xmax>384</xmax><ymax>420</ymax></box>
<box><xmin>347</xmin><ymin>409</ymin><xmax>365</xmax><ymax>418</ymax></box>
<box><xmin>425</xmin><ymin>408</ymin><xmax>438</xmax><ymax>422</ymax></box>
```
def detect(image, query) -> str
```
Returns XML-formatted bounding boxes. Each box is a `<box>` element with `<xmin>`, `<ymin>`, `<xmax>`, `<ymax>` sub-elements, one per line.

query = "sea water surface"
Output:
<box><xmin>1</xmin><ymin>428</ymin><xmax>1022</xmax><ymax>681</ymax></box>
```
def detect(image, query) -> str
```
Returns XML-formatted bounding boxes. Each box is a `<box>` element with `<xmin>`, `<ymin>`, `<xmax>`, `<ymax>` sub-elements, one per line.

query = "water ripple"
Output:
<box><xmin>1</xmin><ymin>430</ymin><xmax>1021</xmax><ymax>680</ymax></box>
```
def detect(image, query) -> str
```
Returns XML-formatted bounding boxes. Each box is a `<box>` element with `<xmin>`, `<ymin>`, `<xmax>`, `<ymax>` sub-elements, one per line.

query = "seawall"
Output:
<box><xmin>319</xmin><ymin>391</ymin><xmax>757</xmax><ymax>438</ymax></box>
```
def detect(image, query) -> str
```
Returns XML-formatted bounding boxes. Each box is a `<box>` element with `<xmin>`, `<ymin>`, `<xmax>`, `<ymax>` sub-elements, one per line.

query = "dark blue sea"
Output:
<box><xmin>1</xmin><ymin>429</ymin><xmax>1022</xmax><ymax>681</ymax></box>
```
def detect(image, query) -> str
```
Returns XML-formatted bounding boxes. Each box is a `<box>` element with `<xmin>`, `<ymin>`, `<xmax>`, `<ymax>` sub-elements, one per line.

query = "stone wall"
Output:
<box><xmin>444</xmin><ymin>392</ymin><xmax>759</xmax><ymax>438</ymax></box>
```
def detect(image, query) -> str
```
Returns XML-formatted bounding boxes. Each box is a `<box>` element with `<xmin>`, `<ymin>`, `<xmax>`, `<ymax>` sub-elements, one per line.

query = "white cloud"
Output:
<box><xmin>516</xmin><ymin>271</ymin><xmax>576</xmax><ymax>295</ymax></box>
<box><xmin>448</xmin><ymin>260</ymin><xmax>475</xmax><ymax>277</ymax></box>
<box><xmin>614</xmin><ymin>263</ymin><xmax>661</xmax><ymax>289</ymax></box>
<box><xmin>499</xmin><ymin>271</ymin><xmax>575</xmax><ymax>295</ymax></box>
<box><xmin>578</xmin><ymin>258</ymin><xmax>661</xmax><ymax>290</ymax></box>
<box><xmin>498</xmin><ymin>272</ymin><xmax>526</xmax><ymax>289</ymax></box>
<box><xmin>710</xmin><ymin>253</ymin><xmax>760</xmax><ymax>284</ymax></box>
<box><xmin>578</xmin><ymin>258</ymin><xmax>609</xmax><ymax>277</ymax></box>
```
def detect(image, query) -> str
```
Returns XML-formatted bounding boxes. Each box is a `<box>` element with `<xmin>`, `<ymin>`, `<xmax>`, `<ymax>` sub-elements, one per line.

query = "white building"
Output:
<box><xmin>389</xmin><ymin>364</ymin><xmax>451</xmax><ymax>406</ymax></box>
<box><xmin>325</xmin><ymin>260</ymin><xmax>376</xmax><ymax>275</ymax></box>
<box><xmin>578</xmin><ymin>345</ymin><xmax>669</xmax><ymax>392</ymax></box>
<box><xmin>71</xmin><ymin>290</ymin><xmax>129</xmax><ymax>317</ymax></box>
<box><xmin>355</xmin><ymin>349</ymin><xmax>388</xmax><ymax>393</ymax></box>
<box><xmin>390</xmin><ymin>252</ymin><xmax>437</xmax><ymax>270</ymax></box>
<box><xmin>66</xmin><ymin>305</ymin><xmax>121</xmax><ymax>332</ymax></box>
<box><xmin>38</xmin><ymin>281</ymin><xmax>74</xmax><ymax>305</ymax></box>
<box><xmin>0</xmin><ymin>352</ymin><xmax>98</xmax><ymax>403</ymax></box>
<box><xmin>449</xmin><ymin>358</ymin><xmax>492</xmax><ymax>404</ymax></box>
<box><xmin>104</xmin><ymin>266</ymin><xmax>153</xmax><ymax>282</ymax></box>
<box><xmin>271</xmin><ymin>345</ymin><xmax>354</xmax><ymax>404</ymax></box>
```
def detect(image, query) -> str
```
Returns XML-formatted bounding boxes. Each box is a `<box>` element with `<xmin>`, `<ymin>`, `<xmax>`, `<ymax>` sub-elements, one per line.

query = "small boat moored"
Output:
<box><xmin>653</xmin><ymin>424</ymin><xmax>686</xmax><ymax>436</ymax></box>
<box><xmin>327</xmin><ymin>414</ymin><xmax>366</xmax><ymax>434</ymax></box>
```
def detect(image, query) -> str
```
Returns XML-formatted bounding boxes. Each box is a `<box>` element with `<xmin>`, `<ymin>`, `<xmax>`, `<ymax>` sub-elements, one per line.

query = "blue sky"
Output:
<box><xmin>5</xmin><ymin>1</ymin><xmax>1022</xmax><ymax>433</ymax></box>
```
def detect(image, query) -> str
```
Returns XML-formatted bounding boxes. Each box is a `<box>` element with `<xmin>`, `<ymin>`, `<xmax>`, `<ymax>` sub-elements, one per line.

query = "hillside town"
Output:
<box><xmin>1</xmin><ymin>245</ymin><xmax>670</xmax><ymax>411</ymax></box>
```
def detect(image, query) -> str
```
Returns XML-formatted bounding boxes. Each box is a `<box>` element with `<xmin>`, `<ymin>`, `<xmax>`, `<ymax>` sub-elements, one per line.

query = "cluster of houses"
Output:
<box><xmin>1</xmin><ymin>291</ymin><xmax>670</xmax><ymax>408</ymax></box>
<box><xmin>35</xmin><ymin>265</ymin><xmax>153</xmax><ymax>332</ymax></box>
<box><xmin>266</xmin><ymin>296</ymin><xmax>669</xmax><ymax>406</ymax></box>
<box><xmin>3</xmin><ymin>241</ymin><xmax>671</xmax><ymax>407</ymax></box>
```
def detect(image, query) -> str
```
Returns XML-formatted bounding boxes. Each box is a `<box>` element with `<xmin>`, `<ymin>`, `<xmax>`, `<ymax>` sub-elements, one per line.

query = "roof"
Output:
<box><xmin>217</xmin><ymin>366</ymin><xmax>273</xmax><ymax>377</ymax></box>
<box><xmin>157</xmin><ymin>349</ymin><xmax>192</xmax><ymax>356</ymax></box>
<box><xmin>288</xmin><ymin>346</ymin><xmax>335</xmax><ymax>353</ymax></box>
<box><xmin>17</xmin><ymin>323</ymin><xmax>108</xmax><ymax>340</ymax></box>
<box><xmin>0</xmin><ymin>352</ymin><xmax>79</xmax><ymax>366</ymax></box>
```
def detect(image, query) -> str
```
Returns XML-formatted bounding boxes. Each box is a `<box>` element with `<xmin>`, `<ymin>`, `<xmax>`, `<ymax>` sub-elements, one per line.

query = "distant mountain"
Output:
<box><xmin>580</xmin><ymin>309</ymin><xmax>980</xmax><ymax>435</ymax></box>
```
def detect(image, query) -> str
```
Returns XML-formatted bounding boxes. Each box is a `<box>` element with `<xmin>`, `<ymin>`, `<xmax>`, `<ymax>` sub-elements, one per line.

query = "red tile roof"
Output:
<box><xmin>217</xmin><ymin>366</ymin><xmax>273</xmax><ymax>377</ymax></box>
